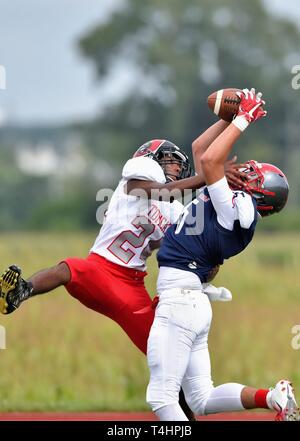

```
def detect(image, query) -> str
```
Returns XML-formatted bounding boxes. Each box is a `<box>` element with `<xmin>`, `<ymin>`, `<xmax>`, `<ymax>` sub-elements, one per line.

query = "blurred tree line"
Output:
<box><xmin>1</xmin><ymin>0</ymin><xmax>300</xmax><ymax>231</ymax></box>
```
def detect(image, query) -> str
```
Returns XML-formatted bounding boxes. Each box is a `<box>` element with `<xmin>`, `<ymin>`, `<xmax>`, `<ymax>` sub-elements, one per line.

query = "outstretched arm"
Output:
<box><xmin>200</xmin><ymin>124</ymin><xmax>243</xmax><ymax>185</ymax></box>
<box><xmin>192</xmin><ymin>119</ymin><xmax>230</xmax><ymax>178</ymax></box>
<box><xmin>192</xmin><ymin>119</ymin><xmax>247</xmax><ymax>189</ymax></box>
<box><xmin>126</xmin><ymin>173</ymin><xmax>204</xmax><ymax>197</ymax></box>
<box><xmin>127</xmin><ymin>120</ymin><xmax>245</xmax><ymax>199</ymax></box>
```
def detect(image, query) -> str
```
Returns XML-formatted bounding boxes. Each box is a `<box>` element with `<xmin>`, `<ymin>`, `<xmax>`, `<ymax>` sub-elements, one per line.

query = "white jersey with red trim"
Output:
<box><xmin>91</xmin><ymin>157</ymin><xmax>184</xmax><ymax>271</ymax></box>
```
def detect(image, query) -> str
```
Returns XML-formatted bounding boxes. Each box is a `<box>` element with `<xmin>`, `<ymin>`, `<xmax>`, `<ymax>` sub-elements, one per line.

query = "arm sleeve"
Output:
<box><xmin>207</xmin><ymin>177</ymin><xmax>255</xmax><ymax>231</ymax></box>
<box><xmin>122</xmin><ymin>157</ymin><xmax>166</xmax><ymax>183</ymax></box>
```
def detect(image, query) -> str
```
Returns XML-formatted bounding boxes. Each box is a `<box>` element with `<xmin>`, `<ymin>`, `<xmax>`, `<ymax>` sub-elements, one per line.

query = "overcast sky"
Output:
<box><xmin>0</xmin><ymin>0</ymin><xmax>299</xmax><ymax>126</ymax></box>
<box><xmin>0</xmin><ymin>0</ymin><xmax>123</xmax><ymax>125</ymax></box>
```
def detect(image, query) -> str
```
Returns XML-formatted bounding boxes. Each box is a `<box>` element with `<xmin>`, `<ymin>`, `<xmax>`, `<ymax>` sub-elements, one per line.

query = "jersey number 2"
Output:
<box><xmin>107</xmin><ymin>215</ymin><xmax>155</xmax><ymax>264</ymax></box>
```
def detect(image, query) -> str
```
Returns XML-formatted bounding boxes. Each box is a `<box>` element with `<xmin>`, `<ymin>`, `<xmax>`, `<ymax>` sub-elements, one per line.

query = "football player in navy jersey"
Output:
<box><xmin>146</xmin><ymin>88</ymin><xmax>298</xmax><ymax>421</ymax></box>
<box><xmin>0</xmin><ymin>135</ymin><xmax>245</xmax><ymax>420</ymax></box>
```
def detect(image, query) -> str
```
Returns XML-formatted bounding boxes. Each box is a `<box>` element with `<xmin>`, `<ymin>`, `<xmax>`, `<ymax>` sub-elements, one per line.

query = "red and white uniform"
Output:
<box><xmin>63</xmin><ymin>156</ymin><xmax>183</xmax><ymax>354</ymax></box>
<box><xmin>91</xmin><ymin>156</ymin><xmax>183</xmax><ymax>270</ymax></box>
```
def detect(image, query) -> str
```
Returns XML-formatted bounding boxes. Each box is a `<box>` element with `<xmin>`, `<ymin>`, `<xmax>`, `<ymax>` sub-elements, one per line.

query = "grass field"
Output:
<box><xmin>0</xmin><ymin>232</ymin><xmax>299</xmax><ymax>411</ymax></box>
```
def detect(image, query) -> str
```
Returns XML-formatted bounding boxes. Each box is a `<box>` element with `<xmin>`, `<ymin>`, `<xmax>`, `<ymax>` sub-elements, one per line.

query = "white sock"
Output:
<box><xmin>266</xmin><ymin>390</ymin><xmax>273</xmax><ymax>409</ymax></box>
<box><xmin>155</xmin><ymin>403</ymin><xmax>189</xmax><ymax>421</ymax></box>
<box><xmin>204</xmin><ymin>383</ymin><xmax>245</xmax><ymax>414</ymax></box>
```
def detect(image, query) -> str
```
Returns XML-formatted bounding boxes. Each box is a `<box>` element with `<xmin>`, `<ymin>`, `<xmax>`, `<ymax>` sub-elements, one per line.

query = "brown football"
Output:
<box><xmin>207</xmin><ymin>88</ymin><xmax>241</xmax><ymax>122</ymax></box>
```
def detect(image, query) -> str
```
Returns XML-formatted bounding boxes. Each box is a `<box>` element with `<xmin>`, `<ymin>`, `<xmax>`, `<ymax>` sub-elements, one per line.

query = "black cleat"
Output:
<box><xmin>0</xmin><ymin>265</ymin><xmax>33</xmax><ymax>314</ymax></box>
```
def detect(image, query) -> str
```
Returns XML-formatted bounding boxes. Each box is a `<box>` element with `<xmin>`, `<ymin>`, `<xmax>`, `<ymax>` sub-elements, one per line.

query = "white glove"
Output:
<box><xmin>202</xmin><ymin>283</ymin><xmax>232</xmax><ymax>302</ymax></box>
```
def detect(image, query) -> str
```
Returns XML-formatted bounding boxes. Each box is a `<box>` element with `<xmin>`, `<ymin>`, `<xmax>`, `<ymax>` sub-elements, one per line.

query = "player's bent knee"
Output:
<box><xmin>147</xmin><ymin>377</ymin><xmax>181</xmax><ymax>411</ymax></box>
<box><xmin>146</xmin><ymin>384</ymin><xmax>163</xmax><ymax>411</ymax></box>
<box><xmin>185</xmin><ymin>384</ymin><xmax>214</xmax><ymax>416</ymax></box>
<box><xmin>147</xmin><ymin>394</ymin><xmax>178</xmax><ymax>412</ymax></box>
<box><xmin>189</xmin><ymin>398</ymin><xmax>208</xmax><ymax>416</ymax></box>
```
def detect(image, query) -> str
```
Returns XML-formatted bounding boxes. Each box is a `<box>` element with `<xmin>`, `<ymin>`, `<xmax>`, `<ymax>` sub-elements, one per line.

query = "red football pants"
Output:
<box><xmin>63</xmin><ymin>253</ymin><xmax>155</xmax><ymax>354</ymax></box>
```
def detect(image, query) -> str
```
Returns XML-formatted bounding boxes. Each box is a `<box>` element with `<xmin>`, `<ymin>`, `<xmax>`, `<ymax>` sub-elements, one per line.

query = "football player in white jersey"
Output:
<box><xmin>0</xmin><ymin>138</ymin><xmax>245</xmax><ymax>418</ymax></box>
<box><xmin>146</xmin><ymin>90</ymin><xmax>299</xmax><ymax>421</ymax></box>
<box><xmin>0</xmin><ymin>139</ymin><xmax>244</xmax><ymax>351</ymax></box>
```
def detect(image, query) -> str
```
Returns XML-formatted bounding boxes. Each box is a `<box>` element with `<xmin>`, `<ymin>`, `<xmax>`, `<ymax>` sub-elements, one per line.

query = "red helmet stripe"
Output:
<box><xmin>133</xmin><ymin>139</ymin><xmax>166</xmax><ymax>158</ymax></box>
<box><xmin>147</xmin><ymin>140</ymin><xmax>166</xmax><ymax>152</ymax></box>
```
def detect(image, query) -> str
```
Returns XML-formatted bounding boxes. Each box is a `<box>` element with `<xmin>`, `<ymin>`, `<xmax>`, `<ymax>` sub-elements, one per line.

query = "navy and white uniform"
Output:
<box><xmin>147</xmin><ymin>176</ymin><xmax>258</xmax><ymax>420</ymax></box>
<box><xmin>157</xmin><ymin>178</ymin><xmax>257</xmax><ymax>286</ymax></box>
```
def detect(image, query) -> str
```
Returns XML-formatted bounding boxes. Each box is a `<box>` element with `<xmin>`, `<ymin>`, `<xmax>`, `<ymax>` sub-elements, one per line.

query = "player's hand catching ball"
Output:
<box><xmin>233</xmin><ymin>88</ymin><xmax>267</xmax><ymax>131</ymax></box>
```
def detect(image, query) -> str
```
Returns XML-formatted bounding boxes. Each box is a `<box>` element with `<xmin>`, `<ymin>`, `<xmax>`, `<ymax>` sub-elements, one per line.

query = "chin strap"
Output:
<box><xmin>165</xmin><ymin>175</ymin><xmax>178</xmax><ymax>183</ymax></box>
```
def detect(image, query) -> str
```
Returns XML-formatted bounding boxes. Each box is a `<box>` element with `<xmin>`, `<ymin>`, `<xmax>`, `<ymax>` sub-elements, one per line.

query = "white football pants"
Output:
<box><xmin>146</xmin><ymin>288</ymin><xmax>245</xmax><ymax>420</ymax></box>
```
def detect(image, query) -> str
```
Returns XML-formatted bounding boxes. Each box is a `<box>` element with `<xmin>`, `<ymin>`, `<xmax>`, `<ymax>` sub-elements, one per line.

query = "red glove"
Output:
<box><xmin>233</xmin><ymin>88</ymin><xmax>267</xmax><ymax>131</ymax></box>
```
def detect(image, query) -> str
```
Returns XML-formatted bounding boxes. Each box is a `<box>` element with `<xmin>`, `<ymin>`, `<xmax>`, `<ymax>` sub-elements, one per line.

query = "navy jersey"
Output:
<box><xmin>157</xmin><ymin>187</ymin><xmax>258</xmax><ymax>283</ymax></box>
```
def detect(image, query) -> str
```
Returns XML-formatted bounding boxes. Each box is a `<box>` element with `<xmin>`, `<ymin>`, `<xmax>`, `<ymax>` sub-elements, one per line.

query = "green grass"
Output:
<box><xmin>0</xmin><ymin>232</ymin><xmax>299</xmax><ymax>411</ymax></box>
